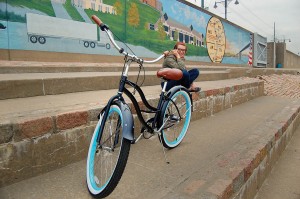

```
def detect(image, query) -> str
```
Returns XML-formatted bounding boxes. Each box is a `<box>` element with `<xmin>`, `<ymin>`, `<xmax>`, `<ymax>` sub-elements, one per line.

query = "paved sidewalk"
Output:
<box><xmin>0</xmin><ymin>96</ymin><xmax>299</xmax><ymax>199</ymax></box>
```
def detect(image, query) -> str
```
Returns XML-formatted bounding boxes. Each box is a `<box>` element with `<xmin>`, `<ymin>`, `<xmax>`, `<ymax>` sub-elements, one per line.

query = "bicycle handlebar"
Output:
<box><xmin>91</xmin><ymin>15</ymin><xmax>102</xmax><ymax>26</ymax></box>
<box><xmin>91</xmin><ymin>15</ymin><xmax>164</xmax><ymax>64</ymax></box>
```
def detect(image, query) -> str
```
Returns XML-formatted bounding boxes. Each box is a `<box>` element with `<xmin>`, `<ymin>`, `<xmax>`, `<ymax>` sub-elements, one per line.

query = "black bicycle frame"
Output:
<box><xmin>96</xmin><ymin>72</ymin><xmax>168</xmax><ymax>144</ymax></box>
<box><xmin>96</xmin><ymin>55</ymin><xmax>193</xmax><ymax>144</ymax></box>
<box><xmin>123</xmin><ymin>80</ymin><xmax>166</xmax><ymax>133</ymax></box>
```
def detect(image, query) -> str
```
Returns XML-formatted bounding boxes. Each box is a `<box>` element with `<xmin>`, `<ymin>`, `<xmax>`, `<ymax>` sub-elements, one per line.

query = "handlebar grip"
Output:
<box><xmin>91</xmin><ymin>15</ymin><xmax>103</xmax><ymax>26</ymax></box>
<box><xmin>91</xmin><ymin>15</ymin><xmax>109</xmax><ymax>31</ymax></box>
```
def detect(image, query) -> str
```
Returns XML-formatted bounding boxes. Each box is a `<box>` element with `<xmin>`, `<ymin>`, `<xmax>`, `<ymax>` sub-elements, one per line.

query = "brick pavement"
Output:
<box><xmin>256</xmin><ymin>74</ymin><xmax>300</xmax><ymax>99</ymax></box>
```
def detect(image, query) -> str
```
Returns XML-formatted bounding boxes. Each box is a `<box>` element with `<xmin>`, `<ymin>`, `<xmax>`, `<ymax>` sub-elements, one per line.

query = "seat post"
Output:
<box><xmin>162</xmin><ymin>81</ymin><xmax>167</xmax><ymax>93</ymax></box>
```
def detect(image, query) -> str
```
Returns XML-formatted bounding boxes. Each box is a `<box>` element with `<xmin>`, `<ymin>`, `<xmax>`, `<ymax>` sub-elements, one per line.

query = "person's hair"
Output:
<box><xmin>173</xmin><ymin>42</ymin><xmax>187</xmax><ymax>53</ymax></box>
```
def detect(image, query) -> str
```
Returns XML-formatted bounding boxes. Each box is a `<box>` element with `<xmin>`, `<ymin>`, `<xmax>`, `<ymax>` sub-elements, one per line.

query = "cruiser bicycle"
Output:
<box><xmin>86</xmin><ymin>15</ymin><xmax>194</xmax><ymax>198</ymax></box>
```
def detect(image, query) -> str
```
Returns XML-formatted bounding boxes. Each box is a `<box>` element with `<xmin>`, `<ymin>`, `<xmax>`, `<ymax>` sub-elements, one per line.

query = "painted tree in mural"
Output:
<box><xmin>128</xmin><ymin>3</ymin><xmax>140</xmax><ymax>30</ymax></box>
<box><xmin>113</xmin><ymin>0</ymin><xmax>123</xmax><ymax>16</ymax></box>
<box><xmin>157</xmin><ymin>20</ymin><xmax>166</xmax><ymax>40</ymax></box>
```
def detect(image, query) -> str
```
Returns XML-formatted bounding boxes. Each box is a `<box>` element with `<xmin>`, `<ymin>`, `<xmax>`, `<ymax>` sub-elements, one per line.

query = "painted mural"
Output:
<box><xmin>0</xmin><ymin>0</ymin><xmax>251</xmax><ymax>65</ymax></box>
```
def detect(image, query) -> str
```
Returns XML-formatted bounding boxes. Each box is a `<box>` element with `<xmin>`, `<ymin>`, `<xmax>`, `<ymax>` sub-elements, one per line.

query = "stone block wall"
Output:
<box><xmin>0</xmin><ymin>79</ymin><xmax>264</xmax><ymax>187</ymax></box>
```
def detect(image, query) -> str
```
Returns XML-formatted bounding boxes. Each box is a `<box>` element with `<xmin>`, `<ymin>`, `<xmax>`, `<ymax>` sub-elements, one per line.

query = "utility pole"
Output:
<box><xmin>273</xmin><ymin>22</ymin><xmax>276</xmax><ymax>68</ymax></box>
<box><xmin>214</xmin><ymin>0</ymin><xmax>238</xmax><ymax>20</ymax></box>
<box><xmin>225</xmin><ymin>0</ymin><xmax>227</xmax><ymax>19</ymax></box>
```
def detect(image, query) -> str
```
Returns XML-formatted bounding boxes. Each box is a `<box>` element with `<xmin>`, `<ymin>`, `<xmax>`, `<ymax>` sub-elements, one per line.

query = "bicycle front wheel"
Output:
<box><xmin>159</xmin><ymin>89</ymin><xmax>192</xmax><ymax>149</ymax></box>
<box><xmin>86</xmin><ymin>105</ymin><xmax>131</xmax><ymax>198</ymax></box>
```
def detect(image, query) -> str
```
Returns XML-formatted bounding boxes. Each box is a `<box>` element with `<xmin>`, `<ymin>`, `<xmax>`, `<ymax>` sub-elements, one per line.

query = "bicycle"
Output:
<box><xmin>86</xmin><ymin>15</ymin><xmax>194</xmax><ymax>198</ymax></box>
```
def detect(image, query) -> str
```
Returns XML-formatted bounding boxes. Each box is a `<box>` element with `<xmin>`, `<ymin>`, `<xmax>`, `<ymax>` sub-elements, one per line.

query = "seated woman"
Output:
<box><xmin>162</xmin><ymin>42</ymin><xmax>200</xmax><ymax>92</ymax></box>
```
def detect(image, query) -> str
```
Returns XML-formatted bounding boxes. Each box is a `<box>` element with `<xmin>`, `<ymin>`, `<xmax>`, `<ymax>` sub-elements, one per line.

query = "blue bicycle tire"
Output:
<box><xmin>86</xmin><ymin>105</ymin><xmax>131</xmax><ymax>198</ymax></box>
<box><xmin>159</xmin><ymin>89</ymin><xmax>192</xmax><ymax>148</ymax></box>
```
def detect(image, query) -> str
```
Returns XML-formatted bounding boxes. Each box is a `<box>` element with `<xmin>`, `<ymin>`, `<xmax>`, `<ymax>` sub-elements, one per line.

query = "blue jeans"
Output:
<box><xmin>161</xmin><ymin>68</ymin><xmax>200</xmax><ymax>91</ymax></box>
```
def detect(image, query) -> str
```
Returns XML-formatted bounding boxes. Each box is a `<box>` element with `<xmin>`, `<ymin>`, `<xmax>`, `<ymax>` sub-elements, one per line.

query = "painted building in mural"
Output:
<box><xmin>160</xmin><ymin>13</ymin><xmax>204</xmax><ymax>46</ymax></box>
<box><xmin>72</xmin><ymin>0</ymin><xmax>117</xmax><ymax>15</ymax></box>
<box><xmin>140</xmin><ymin>0</ymin><xmax>162</xmax><ymax>11</ymax></box>
<box><xmin>0</xmin><ymin>0</ymin><xmax>253</xmax><ymax>65</ymax></box>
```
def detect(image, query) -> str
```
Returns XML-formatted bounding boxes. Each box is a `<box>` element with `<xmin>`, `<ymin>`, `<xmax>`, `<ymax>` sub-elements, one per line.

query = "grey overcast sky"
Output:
<box><xmin>185</xmin><ymin>0</ymin><xmax>300</xmax><ymax>55</ymax></box>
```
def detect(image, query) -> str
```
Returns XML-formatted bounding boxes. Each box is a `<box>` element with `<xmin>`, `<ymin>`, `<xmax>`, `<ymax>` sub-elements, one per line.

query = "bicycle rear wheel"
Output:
<box><xmin>86</xmin><ymin>105</ymin><xmax>131</xmax><ymax>198</ymax></box>
<box><xmin>159</xmin><ymin>90</ymin><xmax>192</xmax><ymax>149</ymax></box>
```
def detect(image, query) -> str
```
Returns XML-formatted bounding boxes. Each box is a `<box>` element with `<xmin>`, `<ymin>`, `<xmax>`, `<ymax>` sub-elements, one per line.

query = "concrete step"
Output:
<box><xmin>1</xmin><ymin>61</ymin><xmax>298</xmax><ymax>100</ymax></box>
<box><xmin>0</xmin><ymin>96</ymin><xmax>299</xmax><ymax>199</ymax></box>
<box><xmin>0</xmin><ymin>60</ymin><xmax>233</xmax><ymax>100</ymax></box>
<box><xmin>0</xmin><ymin>62</ymin><xmax>229</xmax><ymax>73</ymax></box>
<box><xmin>1</xmin><ymin>69</ymin><xmax>299</xmax><ymax>100</ymax></box>
<box><xmin>0</xmin><ymin>77</ymin><xmax>264</xmax><ymax>188</ymax></box>
<box><xmin>0</xmin><ymin>71</ymin><xmax>230</xmax><ymax>99</ymax></box>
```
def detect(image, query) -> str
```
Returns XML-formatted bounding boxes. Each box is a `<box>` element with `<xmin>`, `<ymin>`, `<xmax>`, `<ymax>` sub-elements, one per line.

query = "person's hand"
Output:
<box><xmin>163</xmin><ymin>51</ymin><xmax>170</xmax><ymax>57</ymax></box>
<box><xmin>170</xmin><ymin>49</ymin><xmax>180</xmax><ymax>59</ymax></box>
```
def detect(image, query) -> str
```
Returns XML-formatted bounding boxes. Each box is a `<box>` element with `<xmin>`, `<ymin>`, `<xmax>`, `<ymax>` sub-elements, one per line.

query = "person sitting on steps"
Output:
<box><xmin>162</xmin><ymin>42</ymin><xmax>200</xmax><ymax>92</ymax></box>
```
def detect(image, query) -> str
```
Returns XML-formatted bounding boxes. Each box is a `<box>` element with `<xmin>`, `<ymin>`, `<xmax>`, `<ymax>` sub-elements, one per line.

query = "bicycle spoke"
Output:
<box><xmin>160</xmin><ymin>90</ymin><xmax>191</xmax><ymax>148</ymax></box>
<box><xmin>100</xmin><ymin>125</ymin><xmax>122</xmax><ymax>150</ymax></box>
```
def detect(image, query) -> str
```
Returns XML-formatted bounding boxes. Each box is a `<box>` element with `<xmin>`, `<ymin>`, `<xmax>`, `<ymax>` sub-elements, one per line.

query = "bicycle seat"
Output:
<box><xmin>157</xmin><ymin>68</ymin><xmax>183</xmax><ymax>81</ymax></box>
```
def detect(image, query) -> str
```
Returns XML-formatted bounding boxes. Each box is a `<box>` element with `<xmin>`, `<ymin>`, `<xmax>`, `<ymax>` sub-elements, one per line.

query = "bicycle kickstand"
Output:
<box><xmin>157</xmin><ymin>133</ymin><xmax>170</xmax><ymax>164</ymax></box>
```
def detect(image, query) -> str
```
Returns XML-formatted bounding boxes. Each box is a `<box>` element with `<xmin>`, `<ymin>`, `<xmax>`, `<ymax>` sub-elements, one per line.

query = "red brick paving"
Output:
<box><xmin>256</xmin><ymin>74</ymin><xmax>300</xmax><ymax>99</ymax></box>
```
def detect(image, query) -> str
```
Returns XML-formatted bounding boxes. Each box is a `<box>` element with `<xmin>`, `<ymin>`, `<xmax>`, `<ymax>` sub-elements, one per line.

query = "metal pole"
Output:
<box><xmin>273</xmin><ymin>22</ymin><xmax>276</xmax><ymax>68</ymax></box>
<box><xmin>201</xmin><ymin>0</ymin><xmax>204</xmax><ymax>8</ymax></box>
<box><xmin>5</xmin><ymin>0</ymin><xmax>11</xmax><ymax>60</ymax></box>
<box><xmin>225</xmin><ymin>0</ymin><xmax>227</xmax><ymax>19</ymax></box>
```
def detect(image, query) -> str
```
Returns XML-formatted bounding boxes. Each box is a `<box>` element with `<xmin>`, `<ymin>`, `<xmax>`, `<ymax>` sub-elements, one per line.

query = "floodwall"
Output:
<box><xmin>0</xmin><ymin>0</ymin><xmax>252</xmax><ymax>65</ymax></box>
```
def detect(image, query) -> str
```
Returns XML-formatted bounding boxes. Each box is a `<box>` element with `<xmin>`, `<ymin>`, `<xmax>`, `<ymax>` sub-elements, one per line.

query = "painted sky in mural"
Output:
<box><xmin>160</xmin><ymin>0</ymin><xmax>209</xmax><ymax>35</ymax></box>
<box><xmin>160</xmin><ymin>0</ymin><xmax>250</xmax><ymax>61</ymax></box>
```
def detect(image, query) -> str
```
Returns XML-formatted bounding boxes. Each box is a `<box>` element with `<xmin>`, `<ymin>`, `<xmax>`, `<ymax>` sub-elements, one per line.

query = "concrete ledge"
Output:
<box><xmin>0</xmin><ymin>79</ymin><xmax>263</xmax><ymax>187</ymax></box>
<box><xmin>234</xmin><ymin>106</ymin><xmax>300</xmax><ymax>199</ymax></box>
<box><xmin>0</xmin><ymin>71</ymin><xmax>230</xmax><ymax>99</ymax></box>
<box><xmin>172</xmin><ymin>101</ymin><xmax>300</xmax><ymax>199</ymax></box>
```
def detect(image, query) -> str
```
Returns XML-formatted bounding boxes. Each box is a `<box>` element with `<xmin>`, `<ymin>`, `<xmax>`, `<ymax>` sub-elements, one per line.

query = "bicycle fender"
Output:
<box><xmin>115</xmin><ymin>101</ymin><xmax>135</xmax><ymax>142</ymax></box>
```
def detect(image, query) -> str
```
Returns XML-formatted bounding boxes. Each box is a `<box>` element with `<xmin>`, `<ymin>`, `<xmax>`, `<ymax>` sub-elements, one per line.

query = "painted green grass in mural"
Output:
<box><xmin>188</xmin><ymin>44</ymin><xmax>208</xmax><ymax>56</ymax></box>
<box><xmin>127</xmin><ymin>36</ymin><xmax>207</xmax><ymax>56</ymax></box>
<box><xmin>63</xmin><ymin>0</ymin><xmax>84</xmax><ymax>22</ymax></box>
<box><xmin>86</xmin><ymin>0</ymin><xmax>163</xmax><ymax>48</ymax></box>
<box><xmin>0</xmin><ymin>10</ymin><xmax>26</xmax><ymax>22</ymax></box>
<box><xmin>131</xmin><ymin>0</ymin><xmax>161</xmax><ymax>26</ymax></box>
<box><xmin>0</xmin><ymin>10</ymin><xmax>5</xmax><ymax>21</ymax></box>
<box><xmin>4</xmin><ymin>0</ymin><xmax>55</xmax><ymax>17</ymax></box>
<box><xmin>103</xmin><ymin>0</ymin><xmax>117</xmax><ymax>6</ymax></box>
<box><xmin>86</xmin><ymin>0</ymin><xmax>207</xmax><ymax>56</ymax></box>
<box><xmin>85</xmin><ymin>9</ymin><xmax>126</xmax><ymax>40</ymax></box>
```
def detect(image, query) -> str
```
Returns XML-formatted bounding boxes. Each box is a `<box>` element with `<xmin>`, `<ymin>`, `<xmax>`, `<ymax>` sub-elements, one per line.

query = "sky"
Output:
<box><xmin>185</xmin><ymin>0</ymin><xmax>300</xmax><ymax>55</ymax></box>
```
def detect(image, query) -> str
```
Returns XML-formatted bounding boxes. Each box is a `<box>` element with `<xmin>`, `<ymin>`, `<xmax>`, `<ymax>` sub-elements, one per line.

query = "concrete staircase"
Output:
<box><xmin>0</xmin><ymin>60</ymin><xmax>299</xmax><ymax>199</ymax></box>
<box><xmin>0</xmin><ymin>61</ymin><xmax>297</xmax><ymax>99</ymax></box>
<box><xmin>0</xmin><ymin>62</ymin><xmax>233</xmax><ymax>99</ymax></box>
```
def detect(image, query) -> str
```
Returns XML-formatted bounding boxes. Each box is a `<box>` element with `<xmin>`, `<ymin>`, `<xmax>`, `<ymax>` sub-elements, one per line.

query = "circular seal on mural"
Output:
<box><xmin>206</xmin><ymin>17</ymin><xmax>226</xmax><ymax>63</ymax></box>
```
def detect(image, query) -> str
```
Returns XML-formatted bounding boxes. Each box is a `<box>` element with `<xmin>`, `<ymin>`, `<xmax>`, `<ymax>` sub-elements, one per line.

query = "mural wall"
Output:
<box><xmin>0</xmin><ymin>0</ymin><xmax>252</xmax><ymax>65</ymax></box>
